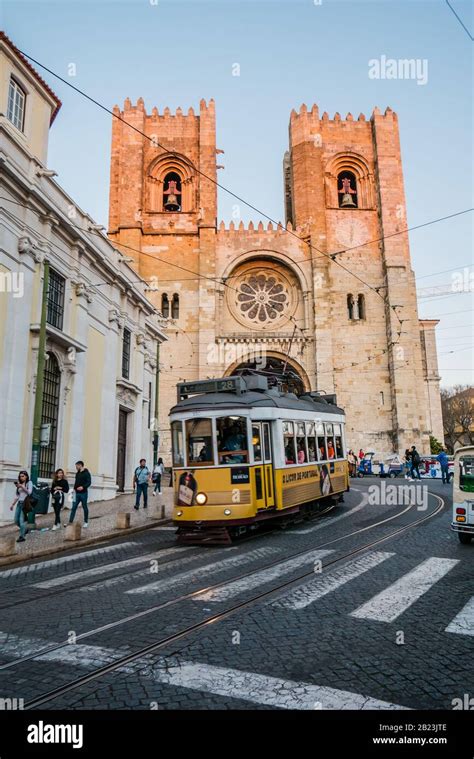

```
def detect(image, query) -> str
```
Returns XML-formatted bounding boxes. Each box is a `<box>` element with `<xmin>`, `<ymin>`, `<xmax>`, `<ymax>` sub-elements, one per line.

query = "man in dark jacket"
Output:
<box><xmin>410</xmin><ymin>446</ymin><xmax>421</xmax><ymax>480</ymax></box>
<box><xmin>68</xmin><ymin>461</ymin><xmax>92</xmax><ymax>527</ymax></box>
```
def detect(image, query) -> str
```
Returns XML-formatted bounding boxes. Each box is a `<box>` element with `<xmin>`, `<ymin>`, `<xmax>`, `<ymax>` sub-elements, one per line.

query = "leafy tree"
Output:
<box><xmin>430</xmin><ymin>436</ymin><xmax>443</xmax><ymax>454</ymax></box>
<box><xmin>441</xmin><ymin>385</ymin><xmax>474</xmax><ymax>453</ymax></box>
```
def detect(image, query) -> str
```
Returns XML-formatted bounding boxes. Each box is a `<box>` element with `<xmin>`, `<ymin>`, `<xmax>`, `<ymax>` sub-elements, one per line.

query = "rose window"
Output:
<box><xmin>237</xmin><ymin>273</ymin><xmax>289</xmax><ymax>323</ymax></box>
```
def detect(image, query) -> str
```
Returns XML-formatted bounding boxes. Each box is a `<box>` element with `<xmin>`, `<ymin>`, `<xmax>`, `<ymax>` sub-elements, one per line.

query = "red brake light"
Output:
<box><xmin>456</xmin><ymin>507</ymin><xmax>466</xmax><ymax>515</ymax></box>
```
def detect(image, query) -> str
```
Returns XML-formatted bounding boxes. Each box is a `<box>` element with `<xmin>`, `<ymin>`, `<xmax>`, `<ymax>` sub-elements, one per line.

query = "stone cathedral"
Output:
<box><xmin>107</xmin><ymin>98</ymin><xmax>443</xmax><ymax>457</ymax></box>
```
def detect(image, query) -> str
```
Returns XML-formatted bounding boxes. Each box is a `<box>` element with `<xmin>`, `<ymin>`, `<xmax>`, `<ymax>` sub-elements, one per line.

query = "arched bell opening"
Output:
<box><xmin>338</xmin><ymin>170</ymin><xmax>358</xmax><ymax>208</ymax></box>
<box><xmin>163</xmin><ymin>171</ymin><xmax>182</xmax><ymax>212</ymax></box>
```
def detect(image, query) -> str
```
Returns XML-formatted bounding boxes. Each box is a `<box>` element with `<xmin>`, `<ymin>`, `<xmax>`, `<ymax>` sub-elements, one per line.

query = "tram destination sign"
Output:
<box><xmin>178</xmin><ymin>376</ymin><xmax>246</xmax><ymax>401</ymax></box>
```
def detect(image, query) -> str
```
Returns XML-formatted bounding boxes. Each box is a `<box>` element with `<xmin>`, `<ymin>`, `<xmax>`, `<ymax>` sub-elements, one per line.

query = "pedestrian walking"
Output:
<box><xmin>410</xmin><ymin>446</ymin><xmax>421</xmax><ymax>480</ymax></box>
<box><xmin>10</xmin><ymin>470</ymin><xmax>33</xmax><ymax>542</ymax></box>
<box><xmin>50</xmin><ymin>468</ymin><xmax>69</xmax><ymax>530</ymax></box>
<box><xmin>436</xmin><ymin>448</ymin><xmax>450</xmax><ymax>484</ymax></box>
<box><xmin>404</xmin><ymin>448</ymin><xmax>412</xmax><ymax>480</ymax></box>
<box><xmin>152</xmin><ymin>458</ymin><xmax>165</xmax><ymax>495</ymax></box>
<box><xmin>68</xmin><ymin>461</ymin><xmax>92</xmax><ymax>527</ymax></box>
<box><xmin>348</xmin><ymin>449</ymin><xmax>357</xmax><ymax>477</ymax></box>
<box><xmin>133</xmin><ymin>458</ymin><xmax>151</xmax><ymax>509</ymax></box>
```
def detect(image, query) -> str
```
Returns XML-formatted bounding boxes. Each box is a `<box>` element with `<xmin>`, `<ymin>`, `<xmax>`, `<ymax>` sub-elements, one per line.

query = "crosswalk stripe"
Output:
<box><xmin>351</xmin><ymin>557</ymin><xmax>460</xmax><ymax>623</ymax></box>
<box><xmin>78</xmin><ymin>548</ymin><xmax>238</xmax><ymax>593</ymax></box>
<box><xmin>33</xmin><ymin>547</ymin><xmax>191</xmax><ymax>589</ymax></box>
<box><xmin>151</xmin><ymin>659</ymin><xmax>409</xmax><ymax>710</ymax></box>
<box><xmin>445</xmin><ymin>596</ymin><xmax>474</xmax><ymax>637</ymax></box>
<box><xmin>0</xmin><ymin>634</ymin><xmax>409</xmax><ymax>709</ymax></box>
<box><xmin>196</xmin><ymin>549</ymin><xmax>334</xmax><ymax>603</ymax></box>
<box><xmin>290</xmin><ymin>495</ymin><xmax>367</xmax><ymax>535</ymax></box>
<box><xmin>271</xmin><ymin>551</ymin><xmax>394</xmax><ymax>610</ymax></box>
<box><xmin>126</xmin><ymin>546</ymin><xmax>280</xmax><ymax>596</ymax></box>
<box><xmin>0</xmin><ymin>542</ymin><xmax>139</xmax><ymax>579</ymax></box>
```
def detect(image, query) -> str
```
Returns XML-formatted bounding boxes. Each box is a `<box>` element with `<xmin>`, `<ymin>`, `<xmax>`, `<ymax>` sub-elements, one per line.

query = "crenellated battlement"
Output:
<box><xmin>112</xmin><ymin>98</ymin><xmax>215</xmax><ymax>120</ymax></box>
<box><xmin>289</xmin><ymin>103</ymin><xmax>396</xmax><ymax>125</ymax></box>
<box><xmin>217</xmin><ymin>219</ymin><xmax>308</xmax><ymax>236</ymax></box>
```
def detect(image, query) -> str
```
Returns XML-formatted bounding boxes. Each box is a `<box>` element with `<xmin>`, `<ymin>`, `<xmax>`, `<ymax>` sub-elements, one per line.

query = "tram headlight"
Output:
<box><xmin>224</xmin><ymin>509</ymin><xmax>231</xmax><ymax>516</ymax></box>
<box><xmin>176</xmin><ymin>510</ymin><xmax>183</xmax><ymax>517</ymax></box>
<box><xmin>196</xmin><ymin>492</ymin><xmax>208</xmax><ymax>505</ymax></box>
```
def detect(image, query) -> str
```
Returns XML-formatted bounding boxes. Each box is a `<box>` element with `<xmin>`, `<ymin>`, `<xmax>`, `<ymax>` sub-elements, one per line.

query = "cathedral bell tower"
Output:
<box><xmin>107</xmin><ymin>98</ymin><xmax>220</xmax><ymax>452</ymax></box>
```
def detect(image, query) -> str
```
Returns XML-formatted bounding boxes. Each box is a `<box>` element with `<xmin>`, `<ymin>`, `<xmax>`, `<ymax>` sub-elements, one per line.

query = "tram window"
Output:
<box><xmin>459</xmin><ymin>456</ymin><xmax>474</xmax><ymax>492</ymax></box>
<box><xmin>171</xmin><ymin>421</ymin><xmax>185</xmax><ymax>466</ymax></box>
<box><xmin>252</xmin><ymin>424</ymin><xmax>262</xmax><ymax>463</ymax></box>
<box><xmin>283</xmin><ymin>422</ymin><xmax>296</xmax><ymax>465</ymax></box>
<box><xmin>333</xmin><ymin>424</ymin><xmax>343</xmax><ymax>459</ymax></box>
<box><xmin>263</xmin><ymin>424</ymin><xmax>272</xmax><ymax>461</ymax></box>
<box><xmin>325</xmin><ymin>424</ymin><xmax>335</xmax><ymax>459</ymax></box>
<box><xmin>316</xmin><ymin>423</ymin><xmax>326</xmax><ymax>461</ymax></box>
<box><xmin>306</xmin><ymin>422</ymin><xmax>317</xmax><ymax>461</ymax></box>
<box><xmin>216</xmin><ymin>416</ymin><xmax>249</xmax><ymax>464</ymax></box>
<box><xmin>185</xmin><ymin>418</ymin><xmax>214</xmax><ymax>466</ymax></box>
<box><xmin>296</xmin><ymin>422</ymin><xmax>307</xmax><ymax>464</ymax></box>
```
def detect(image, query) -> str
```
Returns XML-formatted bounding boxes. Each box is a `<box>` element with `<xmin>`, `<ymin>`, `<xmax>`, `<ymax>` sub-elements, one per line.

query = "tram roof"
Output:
<box><xmin>170</xmin><ymin>390</ymin><xmax>345</xmax><ymax>416</ymax></box>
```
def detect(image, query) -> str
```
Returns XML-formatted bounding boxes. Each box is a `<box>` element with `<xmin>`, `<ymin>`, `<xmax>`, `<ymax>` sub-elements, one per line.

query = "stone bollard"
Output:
<box><xmin>0</xmin><ymin>537</ymin><xmax>17</xmax><ymax>557</ymax></box>
<box><xmin>147</xmin><ymin>503</ymin><xmax>163</xmax><ymax>520</ymax></box>
<box><xmin>65</xmin><ymin>523</ymin><xmax>82</xmax><ymax>541</ymax></box>
<box><xmin>116</xmin><ymin>512</ymin><xmax>130</xmax><ymax>529</ymax></box>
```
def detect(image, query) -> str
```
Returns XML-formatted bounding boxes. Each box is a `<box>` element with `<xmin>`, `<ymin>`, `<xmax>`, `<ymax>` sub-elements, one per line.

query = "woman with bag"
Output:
<box><xmin>50</xmin><ymin>468</ymin><xmax>69</xmax><ymax>530</ymax></box>
<box><xmin>10</xmin><ymin>470</ymin><xmax>33</xmax><ymax>543</ymax></box>
<box><xmin>152</xmin><ymin>458</ymin><xmax>165</xmax><ymax>496</ymax></box>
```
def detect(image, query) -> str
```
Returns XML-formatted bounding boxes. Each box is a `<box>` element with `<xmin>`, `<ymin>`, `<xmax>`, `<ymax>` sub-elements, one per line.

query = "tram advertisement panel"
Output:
<box><xmin>178</xmin><ymin>470</ymin><xmax>197</xmax><ymax>506</ymax></box>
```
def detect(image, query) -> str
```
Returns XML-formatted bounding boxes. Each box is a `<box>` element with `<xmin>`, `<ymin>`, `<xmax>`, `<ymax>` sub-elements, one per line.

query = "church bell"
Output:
<box><xmin>164</xmin><ymin>193</ymin><xmax>180</xmax><ymax>212</ymax></box>
<box><xmin>340</xmin><ymin>193</ymin><xmax>357</xmax><ymax>208</ymax></box>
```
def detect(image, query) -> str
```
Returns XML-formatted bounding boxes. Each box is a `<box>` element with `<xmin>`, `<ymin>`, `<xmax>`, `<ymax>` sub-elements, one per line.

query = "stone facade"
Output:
<box><xmin>108</xmin><ymin>99</ymin><xmax>444</xmax><ymax>459</ymax></box>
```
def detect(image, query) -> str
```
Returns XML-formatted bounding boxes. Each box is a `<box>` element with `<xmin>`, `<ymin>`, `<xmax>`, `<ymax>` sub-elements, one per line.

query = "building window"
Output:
<box><xmin>338</xmin><ymin>170</ymin><xmax>358</xmax><ymax>208</ymax></box>
<box><xmin>347</xmin><ymin>293</ymin><xmax>366</xmax><ymax>321</ymax></box>
<box><xmin>122</xmin><ymin>328</ymin><xmax>131</xmax><ymax>379</ymax></box>
<box><xmin>163</xmin><ymin>171</ymin><xmax>182</xmax><ymax>212</ymax></box>
<box><xmin>7</xmin><ymin>78</ymin><xmax>26</xmax><ymax>132</ymax></box>
<box><xmin>38</xmin><ymin>352</ymin><xmax>61</xmax><ymax>479</ymax></box>
<box><xmin>347</xmin><ymin>294</ymin><xmax>355</xmax><ymax>320</ymax></box>
<box><xmin>161</xmin><ymin>293</ymin><xmax>169</xmax><ymax>318</ymax></box>
<box><xmin>47</xmin><ymin>268</ymin><xmax>65</xmax><ymax>331</ymax></box>
<box><xmin>171</xmin><ymin>293</ymin><xmax>179</xmax><ymax>319</ymax></box>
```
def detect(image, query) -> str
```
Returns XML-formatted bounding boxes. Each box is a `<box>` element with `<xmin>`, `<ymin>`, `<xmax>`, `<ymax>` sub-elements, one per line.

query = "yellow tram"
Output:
<box><xmin>170</xmin><ymin>375</ymin><xmax>349</xmax><ymax>544</ymax></box>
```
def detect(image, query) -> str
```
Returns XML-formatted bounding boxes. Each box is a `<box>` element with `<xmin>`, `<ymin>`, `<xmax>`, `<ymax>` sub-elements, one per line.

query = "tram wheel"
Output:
<box><xmin>458</xmin><ymin>533</ymin><xmax>472</xmax><ymax>545</ymax></box>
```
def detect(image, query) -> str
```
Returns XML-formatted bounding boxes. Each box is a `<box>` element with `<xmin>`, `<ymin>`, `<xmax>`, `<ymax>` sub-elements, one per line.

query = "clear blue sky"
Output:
<box><xmin>4</xmin><ymin>0</ymin><xmax>473</xmax><ymax>387</ymax></box>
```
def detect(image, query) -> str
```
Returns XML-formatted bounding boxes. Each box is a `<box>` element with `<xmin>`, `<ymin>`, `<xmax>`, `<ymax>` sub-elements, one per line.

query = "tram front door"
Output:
<box><xmin>252</xmin><ymin>422</ymin><xmax>275</xmax><ymax>510</ymax></box>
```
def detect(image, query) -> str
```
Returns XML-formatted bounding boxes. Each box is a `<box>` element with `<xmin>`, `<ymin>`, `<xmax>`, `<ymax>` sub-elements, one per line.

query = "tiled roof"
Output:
<box><xmin>0</xmin><ymin>31</ymin><xmax>62</xmax><ymax>124</ymax></box>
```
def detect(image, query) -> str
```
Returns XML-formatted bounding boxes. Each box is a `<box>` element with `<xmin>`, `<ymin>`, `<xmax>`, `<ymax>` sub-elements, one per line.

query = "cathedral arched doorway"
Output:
<box><xmin>225</xmin><ymin>353</ymin><xmax>309</xmax><ymax>396</ymax></box>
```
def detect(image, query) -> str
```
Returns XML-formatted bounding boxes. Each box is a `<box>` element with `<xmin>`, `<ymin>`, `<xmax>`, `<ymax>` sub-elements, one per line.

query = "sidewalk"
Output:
<box><xmin>0</xmin><ymin>487</ymin><xmax>175</xmax><ymax>566</ymax></box>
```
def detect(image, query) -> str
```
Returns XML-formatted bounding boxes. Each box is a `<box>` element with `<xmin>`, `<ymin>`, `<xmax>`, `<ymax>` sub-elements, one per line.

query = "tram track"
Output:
<box><xmin>0</xmin><ymin>502</ymin><xmax>339</xmax><ymax>612</ymax></box>
<box><xmin>1</xmin><ymin>491</ymin><xmax>444</xmax><ymax>708</ymax></box>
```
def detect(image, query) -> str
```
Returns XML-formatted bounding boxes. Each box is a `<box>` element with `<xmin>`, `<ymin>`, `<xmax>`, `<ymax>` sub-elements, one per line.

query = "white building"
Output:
<box><xmin>0</xmin><ymin>32</ymin><xmax>167</xmax><ymax>522</ymax></box>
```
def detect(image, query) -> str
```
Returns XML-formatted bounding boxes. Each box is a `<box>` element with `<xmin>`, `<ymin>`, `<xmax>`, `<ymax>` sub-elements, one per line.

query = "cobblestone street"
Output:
<box><xmin>0</xmin><ymin>480</ymin><xmax>471</xmax><ymax>714</ymax></box>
